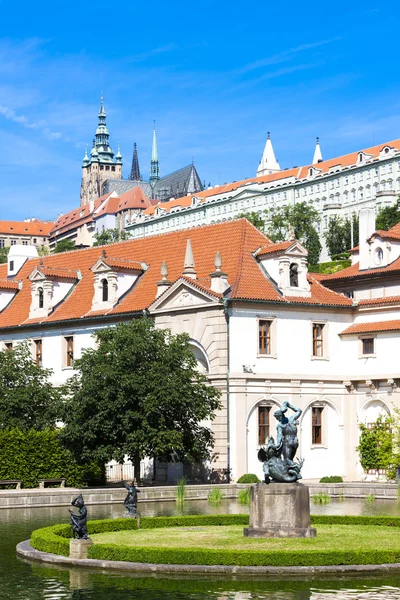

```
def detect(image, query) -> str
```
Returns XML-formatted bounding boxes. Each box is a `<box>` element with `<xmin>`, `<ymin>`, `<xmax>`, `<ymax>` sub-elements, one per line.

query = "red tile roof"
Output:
<box><xmin>0</xmin><ymin>220</ymin><xmax>53</xmax><ymax>237</ymax></box>
<box><xmin>36</xmin><ymin>266</ymin><xmax>80</xmax><ymax>279</ymax></box>
<box><xmin>95</xmin><ymin>187</ymin><xmax>151</xmax><ymax>217</ymax></box>
<box><xmin>0</xmin><ymin>278</ymin><xmax>20</xmax><ymax>290</ymax></box>
<box><xmin>256</xmin><ymin>241</ymin><xmax>293</xmax><ymax>256</ymax></box>
<box><xmin>51</xmin><ymin>194</ymin><xmax>110</xmax><ymax>235</ymax></box>
<box><xmin>357</xmin><ymin>296</ymin><xmax>400</xmax><ymax>307</ymax></box>
<box><xmin>101</xmin><ymin>257</ymin><xmax>145</xmax><ymax>271</ymax></box>
<box><xmin>321</xmin><ymin>256</ymin><xmax>400</xmax><ymax>282</ymax></box>
<box><xmin>0</xmin><ymin>220</ymin><xmax>353</xmax><ymax>330</ymax></box>
<box><xmin>341</xmin><ymin>320</ymin><xmax>400</xmax><ymax>335</ymax></box>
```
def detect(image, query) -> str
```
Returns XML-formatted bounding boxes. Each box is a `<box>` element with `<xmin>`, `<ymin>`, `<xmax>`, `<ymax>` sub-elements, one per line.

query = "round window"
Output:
<box><xmin>374</xmin><ymin>247</ymin><xmax>383</xmax><ymax>265</ymax></box>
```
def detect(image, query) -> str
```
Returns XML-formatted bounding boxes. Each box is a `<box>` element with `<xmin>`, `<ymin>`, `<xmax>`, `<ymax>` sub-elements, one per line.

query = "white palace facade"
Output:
<box><xmin>126</xmin><ymin>138</ymin><xmax>400</xmax><ymax>261</ymax></box>
<box><xmin>1</xmin><ymin>212</ymin><xmax>400</xmax><ymax>482</ymax></box>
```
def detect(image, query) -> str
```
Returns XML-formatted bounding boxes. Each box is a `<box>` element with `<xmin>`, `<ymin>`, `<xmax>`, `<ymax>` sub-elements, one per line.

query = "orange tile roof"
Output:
<box><xmin>36</xmin><ymin>266</ymin><xmax>80</xmax><ymax>279</ymax></box>
<box><xmin>256</xmin><ymin>241</ymin><xmax>294</xmax><ymax>256</ymax></box>
<box><xmin>0</xmin><ymin>278</ymin><xmax>20</xmax><ymax>290</ymax></box>
<box><xmin>51</xmin><ymin>194</ymin><xmax>109</xmax><ymax>235</ymax></box>
<box><xmin>102</xmin><ymin>257</ymin><xmax>145</xmax><ymax>271</ymax></box>
<box><xmin>321</xmin><ymin>256</ymin><xmax>400</xmax><ymax>282</ymax></box>
<box><xmin>341</xmin><ymin>320</ymin><xmax>400</xmax><ymax>335</ymax></box>
<box><xmin>357</xmin><ymin>296</ymin><xmax>400</xmax><ymax>307</ymax></box>
<box><xmin>0</xmin><ymin>220</ymin><xmax>356</xmax><ymax>330</ymax></box>
<box><xmin>0</xmin><ymin>220</ymin><xmax>53</xmax><ymax>237</ymax></box>
<box><xmin>95</xmin><ymin>188</ymin><xmax>151</xmax><ymax>217</ymax></box>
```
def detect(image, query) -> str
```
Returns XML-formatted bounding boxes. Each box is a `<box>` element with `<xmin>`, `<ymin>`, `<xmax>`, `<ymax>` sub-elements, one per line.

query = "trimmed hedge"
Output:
<box><xmin>319</xmin><ymin>476</ymin><xmax>344</xmax><ymax>483</ymax></box>
<box><xmin>30</xmin><ymin>513</ymin><xmax>400</xmax><ymax>566</ymax></box>
<box><xmin>0</xmin><ymin>428</ymin><xmax>105</xmax><ymax>488</ymax></box>
<box><xmin>236</xmin><ymin>474</ymin><xmax>260</xmax><ymax>484</ymax></box>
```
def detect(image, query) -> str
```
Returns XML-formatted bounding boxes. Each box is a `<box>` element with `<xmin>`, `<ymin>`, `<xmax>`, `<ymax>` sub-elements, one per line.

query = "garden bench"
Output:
<box><xmin>0</xmin><ymin>479</ymin><xmax>22</xmax><ymax>489</ymax></box>
<box><xmin>38</xmin><ymin>478</ymin><xmax>66</xmax><ymax>488</ymax></box>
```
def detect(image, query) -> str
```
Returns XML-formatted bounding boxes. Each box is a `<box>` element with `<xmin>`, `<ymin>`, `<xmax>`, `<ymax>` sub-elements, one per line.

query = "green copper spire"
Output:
<box><xmin>150</xmin><ymin>120</ymin><xmax>160</xmax><ymax>185</ymax></box>
<box><xmin>92</xmin><ymin>96</ymin><xmax>115</xmax><ymax>163</ymax></box>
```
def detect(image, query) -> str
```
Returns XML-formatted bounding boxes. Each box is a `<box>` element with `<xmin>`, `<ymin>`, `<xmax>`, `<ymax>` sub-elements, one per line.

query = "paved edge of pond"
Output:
<box><xmin>16</xmin><ymin>540</ymin><xmax>400</xmax><ymax>576</ymax></box>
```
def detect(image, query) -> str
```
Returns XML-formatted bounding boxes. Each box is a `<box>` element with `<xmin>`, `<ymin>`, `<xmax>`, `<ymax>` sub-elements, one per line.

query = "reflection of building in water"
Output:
<box><xmin>3</xmin><ymin>211</ymin><xmax>400</xmax><ymax>483</ymax></box>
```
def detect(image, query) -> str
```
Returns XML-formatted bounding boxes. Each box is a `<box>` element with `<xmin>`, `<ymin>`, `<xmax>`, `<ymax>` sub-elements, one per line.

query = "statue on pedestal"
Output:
<box><xmin>258</xmin><ymin>401</ymin><xmax>304</xmax><ymax>484</ymax></box>
<box><xmin>123</xmin><ymin>480</ymin><xmax>140</xmax><ymax>516</ymax></box>
<box><xmin>69</xmin><ymin>494</ymin><xmax>88</xmax><ymax>539</ymax></box>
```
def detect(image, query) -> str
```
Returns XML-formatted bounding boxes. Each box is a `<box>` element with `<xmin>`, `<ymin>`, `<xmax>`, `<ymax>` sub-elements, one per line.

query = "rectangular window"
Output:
<box><xmin>34</xmin><ymin>339</ymin><xmax>43</xmax><ymax>367</ymax></box>
<box><xmin>312</xmin><ymin>323</ymin><xmax>324</xmax><ymax>357</ymax></box>
<box><xmin>22</xmin><ymin>240</ymin><xmax>28</xmax><ymax>246</ymax></box>
<box><xmin>258</xmin><ymin>406</ymin><xmax>271</xmax><ymax>445</ymax></box>
<box><xmin>362</xmin><ymin>338</ymin><xmax>375</xmax><ymax>355</ymax></box>
<box><xmin>0</xmin><ymin>239</ymin><xmax>4</xmax><ymax>248</ymax></box>
<box><xmin>258</xmin><ymin>320</ymin><xmax>272</xmax><ymax>355</ymax></box>
<box><xmin>65</xmin><ymin>336</ymin><xmax>74</xmax><ymax>367</ymax></box>
<box><xmin>10</xmin><ymin>240</ymin><xmax>17</xmax><ymax>245</ymax></box>
<box><xmin>312</xmin><ymin>407</ymin><xmax>323</xmax><ymax>444</ymax></box>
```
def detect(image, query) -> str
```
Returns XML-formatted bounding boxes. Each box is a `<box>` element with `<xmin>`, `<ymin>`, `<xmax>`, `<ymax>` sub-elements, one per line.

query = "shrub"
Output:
<box><xmin>0</xmin><ymin>428</ymin><xmax>105</xmax><ymax>488</ymax></box>
<box><xmin>238</xmin><ymin>488</ymin><xmax>251</xmax><ymax>505</ymax></box>
<box><xmin>207</xmin><ymin>487</ymin><xmax>222</xmax><ymax>504</ymax></box>
<box><xmin>319</xmin><ymin>476</ymin><xmax>343</xmax><ymax>483</ymax></box>
<box><xmin>236</xmin><ymin>474</ymin><xmax>260</xmax><ymax>484</ymax></box>
<box><xmin>312</xmin><ymin>493</ymin><xmax>331</xmax><ymax>504</ymax></box>
<box><xmin>176</xmin><ymin>476</ymin><xmax>187</xmax><ymax>503</ymax></box>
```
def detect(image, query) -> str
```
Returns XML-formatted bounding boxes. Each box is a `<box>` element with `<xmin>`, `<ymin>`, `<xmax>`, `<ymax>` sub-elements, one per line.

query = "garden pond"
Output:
<box><xmin>3</xmin><ymin>496</ymin><xmax>400</xmax><ymax>599</ymax></box>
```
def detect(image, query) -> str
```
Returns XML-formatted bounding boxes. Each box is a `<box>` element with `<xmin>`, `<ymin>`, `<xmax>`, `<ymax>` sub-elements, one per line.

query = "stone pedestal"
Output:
<box><xmin>244</xmin><ymin>482</ymin><xmax>316</xmax><ymax>538</ymax></box>
<box><xmin>69</xmin><ymin>538</ymin><xmax>93</xmax><ymax>559</ymax></box>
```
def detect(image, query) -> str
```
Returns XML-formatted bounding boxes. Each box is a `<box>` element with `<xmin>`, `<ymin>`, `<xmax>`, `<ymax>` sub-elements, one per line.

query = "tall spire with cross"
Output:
<box><xmin>256</xmin><ymin>131</ymin><xmax>281</xmax><ymax>177</ymax></box>
<box><xmin>129</xmin><ymin>143</ymin><xmax>141</xmax><ymax>181</ymax></box>
<box><xmin>149</xmin><ymin>120</ymin><xmax>160</xmax><ymax>186</ymax></box>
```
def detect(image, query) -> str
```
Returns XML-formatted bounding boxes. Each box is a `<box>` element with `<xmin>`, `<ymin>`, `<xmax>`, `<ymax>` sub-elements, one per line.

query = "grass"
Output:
<box><xmin>207</xmin><ymin>487</ymin><xmax>222</xmax><ymax>504</ymax></box>
<box><xmin>238</xmin><ymin>487</ymin><xmax>251</xmax><ymax>505</ymax></box>
<box><xmin>90</xmin><ymin>524</ymin><xmax>400</xmax><ymax>553</ymax></box>
<box><xmin>366</xmin><ymin>494</ymin><xmax>375</xmax><ymax>502</ymax></box>
<box><xmin>312</xmin><ymin>493</ymin><xmax>331</xmax><ymax>504</ymax></box>
<box><xmin>175</xmin><ymin>476</ymin><xmax>187</xmax><ymax>504</ymax></box>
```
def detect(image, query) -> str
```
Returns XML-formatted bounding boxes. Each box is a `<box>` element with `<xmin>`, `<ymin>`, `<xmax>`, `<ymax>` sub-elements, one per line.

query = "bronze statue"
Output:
<box><xmin>123</xmin><ymin>480</ymin><xmax>140</xmax><ymax>516</ymax></box>
<box><xmin>258</xmin><ymin>401</ymin><xmax>304</xmax><ymax>484</ymax></box>
<box><xmin>69</xmin><ymin>494</ymin><xmax>88</xmax><ymax>539</ymax></box>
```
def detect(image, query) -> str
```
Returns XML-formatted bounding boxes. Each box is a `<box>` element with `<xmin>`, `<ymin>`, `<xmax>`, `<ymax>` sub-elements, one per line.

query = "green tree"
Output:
<box><xmin>60</xmin><ymin>319</ymin><xmax>221</xmax><ymax>479</ymax></box>
<box><xmin>0</xmin><ymin>341</ymin><xmax>61</xmax><ymax>430</ymax></box>
<box><xmin>0</xmin><ymin>247</ymin><xmax>10</xmax><ymax>264</ymax></box>
<box><xmin>265</xmin><ymin>202</ymin><xmax>321</xmax><ymax>264</ymax></box>
<box><xmin>376</xmin><ymin>198</ymin><xmax>400</xmax><ymax>231</ymax></box>
<box><xmin>93</xmin><ymin>228</ymin><xmax>132</xmax><ymax>246</ymax></box>
<box><xmin>324</xmin><ymin>215</ymin><xmax>359</xmax><ymax>258</ymax></box>
<box><xmin>54</xmin><ymin>239</ymin><xmax>76</xmax><ymax>253</ymax></box>
<box><xmin>236</xmin><ymin>211</ymin><xmax>266</xmax><ymax>231</ymax></box>
<box><xmin>357</xmin><ymin>415</ymin><xmax>394</xmax><ymax>476</ymax></box>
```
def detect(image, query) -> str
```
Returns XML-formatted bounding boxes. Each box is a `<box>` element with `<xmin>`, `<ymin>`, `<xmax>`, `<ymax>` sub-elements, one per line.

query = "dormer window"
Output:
<box><xmin>289</xmin><ymin>263</ymin><xmax>299</xmax><ymax>287</ymax></box>
<box><xmin>102</xmin><ymin>278</ymin><xmax>108</xmax><ymax>302</ymax></box>
<box><xmin>38</xmin><ymin>287</ymin><xmax>44</xmax><ymax>308</ymax></box>
<box><xmin>359</xmin><ymin>153</ymin><xmax>363</xmax><ymax>162</ymax></box>
<box><xmin>28</xmin><ymin>264</ymin><xmax>79</xmax><ymax>320</ymax></box>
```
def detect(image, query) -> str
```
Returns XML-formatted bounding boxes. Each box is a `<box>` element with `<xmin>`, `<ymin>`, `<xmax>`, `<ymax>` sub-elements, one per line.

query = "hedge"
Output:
<box><xmin>319</xmin><ymin>476</ymin><xmax>343</xmax><ymax>483</ymax></box>
<box><xmin>236</xmin><ymin>474</ymin><xmax>260</xmax><ymax>484</ymax></box>
<box><xmin>0</xmin><ymin>428</ymin><xmax>105</xmax><ymax>488</ymax></box>
<box><xmin>30</xmin><ymin>513</ymin><xmax>400</xmax><ymax>566</ymax></box>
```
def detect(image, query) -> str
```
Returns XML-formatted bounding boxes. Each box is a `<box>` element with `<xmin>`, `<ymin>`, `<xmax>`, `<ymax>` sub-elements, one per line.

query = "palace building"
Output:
<box><xmin>1</xmin><ymin>211</ymin><xmax>399</xmax><ymax>482</ymax></box>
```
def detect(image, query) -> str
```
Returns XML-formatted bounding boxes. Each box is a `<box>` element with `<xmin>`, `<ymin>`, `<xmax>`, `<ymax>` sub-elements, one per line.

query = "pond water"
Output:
<box><xmin>3</xmin><ymin>497</ymin><xmax>400</xmax><ymax>599</ymax></box>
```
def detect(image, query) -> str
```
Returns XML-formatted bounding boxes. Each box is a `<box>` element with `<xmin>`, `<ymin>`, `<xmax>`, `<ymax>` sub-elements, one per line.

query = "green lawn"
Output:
<box><xmin>91</xmin><ymin>524</ymin><xmax>400</xmax><ymax>552</ymax></box>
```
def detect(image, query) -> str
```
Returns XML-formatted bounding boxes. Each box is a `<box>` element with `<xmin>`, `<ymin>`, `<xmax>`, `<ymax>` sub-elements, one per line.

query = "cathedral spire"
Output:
<box><xmin>129</xmin><ymin>143</ymin><xmax>141</xmax><ymax>181</ymax></box>
<box><xmin>150</xmin><ymin>120</ymin><xmax>160</xmax><ymax>186</ymax></box>
<box><xmin>256</xmin><ymin>132</ymin><xmax>281</xmax><ymax>177</ymax></box>
<box><xmin>312</xmin><ymin>137</ymin><xmax>323</xmax><ymax>164</ymax></box>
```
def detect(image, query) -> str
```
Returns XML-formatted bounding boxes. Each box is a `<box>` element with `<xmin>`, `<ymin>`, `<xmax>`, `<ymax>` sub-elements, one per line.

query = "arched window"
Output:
<box><xmin>38</xmin><ymin>287</ymin><xmax>44</xmax><ymax>309</ymax></box>
<box><xmin>289</xmin><ymin>263</ymin><xmax>299</xmax><ymax>287</ymax></box>
<box><xmin>101</xmin><ymin>278</ymin><xmax>108</xmax><ymax>302</ymax></box>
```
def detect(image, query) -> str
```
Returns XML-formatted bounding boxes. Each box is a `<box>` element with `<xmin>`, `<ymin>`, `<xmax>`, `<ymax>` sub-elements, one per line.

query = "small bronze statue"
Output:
<box><xmin>123</xmin><ymin>480</ymin><xmax>140</xmax><ymax>516</ymax></box>
<box><xmin>258</xmin><ymin>401</ymin><xmax>304</xmax><ymax>484</ymax></box>
<box><xmin>69</xmin><ymin>494</ymin><xmax>88</xmax><ymax>539</ymax></box>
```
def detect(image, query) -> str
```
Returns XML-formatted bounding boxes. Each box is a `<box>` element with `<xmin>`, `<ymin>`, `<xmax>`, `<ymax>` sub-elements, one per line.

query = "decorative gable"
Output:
<box><xmin>90</xmin><ymin>253</ymin><xmax>145</xmax><ymax>312</ymax></box>
<box><xmin>28</xmin><ymin>265</ymin><xmax>79</xmax><ymax>319</ymax></box>
<box><xmin>149</xmin><ymin>279</ymin><xmax>220</xmax><ymax>314</ymax></box>
<box><xmin>257</xmin><ymin>240</ymin><xmax>311</xmax><ymax>298</ymax></box>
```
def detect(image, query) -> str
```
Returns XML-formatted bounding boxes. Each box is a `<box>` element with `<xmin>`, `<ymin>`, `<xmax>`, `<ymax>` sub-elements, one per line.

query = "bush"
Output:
<box><xmin>238</xmin><ymin>488</ymin><xmax>251</xmax><ymax>505</ymax></box>
<box><xmin>319</xmin><ymin>476</ymin><xmax>343</xmax><ymax>483</ymax></box>
<box><xmin>0</xmin><ymin>429</ymin><xmax>105</xmax><ymax>488</ymax></box>
<box><xmin>236</xmin><ymin>474</ymin><xmax>260</xmax><ymax>484</ymax></box>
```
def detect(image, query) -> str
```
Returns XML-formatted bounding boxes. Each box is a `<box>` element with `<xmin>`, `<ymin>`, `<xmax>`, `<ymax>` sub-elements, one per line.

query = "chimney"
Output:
<box><xmin>359</xmin><ymin>207</ymin><xmax>376</xmax><ymax>270</ymax></box>
<box><xmin>8</xmin><ymin>244</ymin><xmax>38</xmax><ymax>277</ymax></box>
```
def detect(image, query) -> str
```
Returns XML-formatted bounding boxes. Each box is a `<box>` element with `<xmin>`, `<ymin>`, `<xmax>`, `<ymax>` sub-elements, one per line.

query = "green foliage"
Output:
<box><xmin>319</xmin><ymin>476</ymin><xmax>343</xmax><ymax>483</ymax></box>
<box><xmin>324</xmin><ymin>215</ymin><xmax>359</xmax><ymax>258</ymax></box>
<box><xmin>236</xmin><ymin>212</ymin><xmax>266</xmax><ymax>231</ymax></box>
<box><xmin>376</xmin><ymin>198</ymin><xmax>400</xmax><ymax>231</ymax></box>
<box><xmin>236</xmin><ymin>473</ymin><xmax>260</xmax><ymax>483</ymax></box>
<box><xmin>357</xmin><ymin>415</ymin><xmax>394</xmax><ymax>476</ymax></box>
<box><xmin>93</xmin><ymin>228</ymin><xmax>131</xmax><ymax>246</ymax></box>
<box><xmin>0</xmin><ymin>246</ymin><xmax>10</xmax><ymax>264</ymax></box>
<box><xmin>237</xmin><ymin>487</ymin><xmax>251</xmax><ymax>505</ymax></box>
<box><xmin>207</xmin><ymin>487</ymin><xmax>222</xmax><ymax>504</ymax></box>
<box><xmin>0</xmin><ymin>428</ymin><xmax>105</xmax><ymax>488</ymax></box>
<box><xmin>176</xmin><ymin>476</ymin><xmax>187</xmax><ymax>504</ymax></box>
<box><xmin>312</xmin><ymin>493</ymin><xmax>331</xmax><ymax>504</ymax></box>
<box><xmin>61</xmin><ymin>319</ymin><xmax>221</xmax><ymax>473</ymax></box>
<box><xmin>264</xmin><ymin>202</ymin><xmax>321</xmax><ymax>264</ymax></box>
<box><xmin>54</xmin><ymin>239</ymin><xmax>76</xmax><ymax>253</ymax></box>
<box><xmin>366</xmin><ymin>494</ymin><xmax>375</xmax><ymax>502</ymax></box>
<box><xmin>308</xmin><ymin>260</ymin><xmax>351</xmax><ymax>274</ymax></box>
<box><xmin>31</xmin><ymin>524</ymin><xmax>71</xmax><ymax>556</ymax></box>
<box><xmin>310</xmin><ymin>514</ymin><xmax>400</xmax><ymax>526</ymax></box>
<box><xmin>0</xmin><ymin>340</ymin><xmax>61</xmax><ymax>430</ymax></box>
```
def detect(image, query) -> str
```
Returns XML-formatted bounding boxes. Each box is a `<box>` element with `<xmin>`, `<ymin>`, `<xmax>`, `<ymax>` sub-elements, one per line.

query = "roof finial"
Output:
<box><xmin>160</xmin><ymin>261</ymin><xmax>168</xmax><ymax>280</ymax></box>
<box><xmin>183</xmin><ymin>239</ymin><xmax>196</xmax><ymax>279</ymax></box>
<box><xmin>214</xmin><ymin>251</ymin><xmax>222</xmax><ymax>271</ymax></box>
<box><xmin>102</xmin><ymin>249</ymin><xmax>107</xmax><ymax>258</ymax></box>
<box><xmin>287</xmin><ymin>224</ymin><xmax>296</xmax><ymax>241</ymax></box>
<box><xmin>267</xmin><ymin>131</ymin><xmax>271</xmax><ymax>139</ymax></box>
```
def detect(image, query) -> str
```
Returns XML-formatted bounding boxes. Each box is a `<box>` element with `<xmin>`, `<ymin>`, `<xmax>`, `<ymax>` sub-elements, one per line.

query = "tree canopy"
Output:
<box><xmin>0</xmin><ymin>341</ymin><xmax>60</xmax><ymax>430</ymax></box>
<box><xmin>324</xmin><ymin>215</ymin><xmax>359</xmax><ymax>259</ymax></box>
<box><xmin>376</xmin><ymin>198</ymin><xmax>400</xmax><ymax>231</ymax></box>
<box><xmin>54</xmin><ymin>239</ymin><xmax>76</xmax><ymax>253</ymax></box>
<box><xmin>264</xmin><ymin>202</ymin><xmax>321</xmax><ymax>264</ymax></box>
<box><xmin>60</xmin><ymin>319</ymin><xmax>221</xmax><ymax>474</ymax></box>
<box><xmin>93</xmin><ymin>228</ymin><xmax>131</xmax><ymax>246</ymax></box>
<box><xmin>236</xmin><ymin>211</ymin><xmax>266</xmax><ymax>231</ymax></box>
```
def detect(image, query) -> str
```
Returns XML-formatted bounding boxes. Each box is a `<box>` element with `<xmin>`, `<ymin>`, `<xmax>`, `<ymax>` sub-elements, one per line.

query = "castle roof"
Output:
<box><xmin>0</xmin><ymin>220</ymin><xmax>53</xmax><ymax>237</ymax></box>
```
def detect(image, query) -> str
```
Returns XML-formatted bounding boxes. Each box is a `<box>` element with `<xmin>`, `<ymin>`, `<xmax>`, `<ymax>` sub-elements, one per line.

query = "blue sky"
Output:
<box><xmin>0</xmin><ymin>0</ymin><xmax>399</xmax><ymax>220</ymax></box>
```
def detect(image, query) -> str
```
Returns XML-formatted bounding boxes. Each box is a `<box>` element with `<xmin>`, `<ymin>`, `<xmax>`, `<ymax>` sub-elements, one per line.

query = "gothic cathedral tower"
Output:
<box><xmin>80</xmin><ymin>98</ymin><xmax>123</xmax><ymax>206</ymax></box>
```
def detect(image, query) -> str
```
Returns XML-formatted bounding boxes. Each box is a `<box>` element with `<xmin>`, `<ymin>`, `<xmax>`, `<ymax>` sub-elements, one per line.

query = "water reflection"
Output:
<box><xmin>3</xmin><ymin>497</ymin><xmax>400</xmax><ymax>599</ymax></box>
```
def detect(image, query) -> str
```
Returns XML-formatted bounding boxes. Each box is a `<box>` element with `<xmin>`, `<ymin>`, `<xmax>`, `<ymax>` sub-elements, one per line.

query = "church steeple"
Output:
<box><xmin>312</xmin><ymin>137</ymin><xmax>323</xmax><ymax>164</ymax></box>
<box><xmin>150</xmin><ymin>121</ymin><xmax>160</xmax><ymax>186</ymax></box>
<box><xmin>129</xmin><ymin>143</ymin><xmax>141</xmax><ymax>181</ymax></box>
<box><xmin>256</xmin><ymin>132</ymin><xmax>281</xmax><ymax>177</ymax></box>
